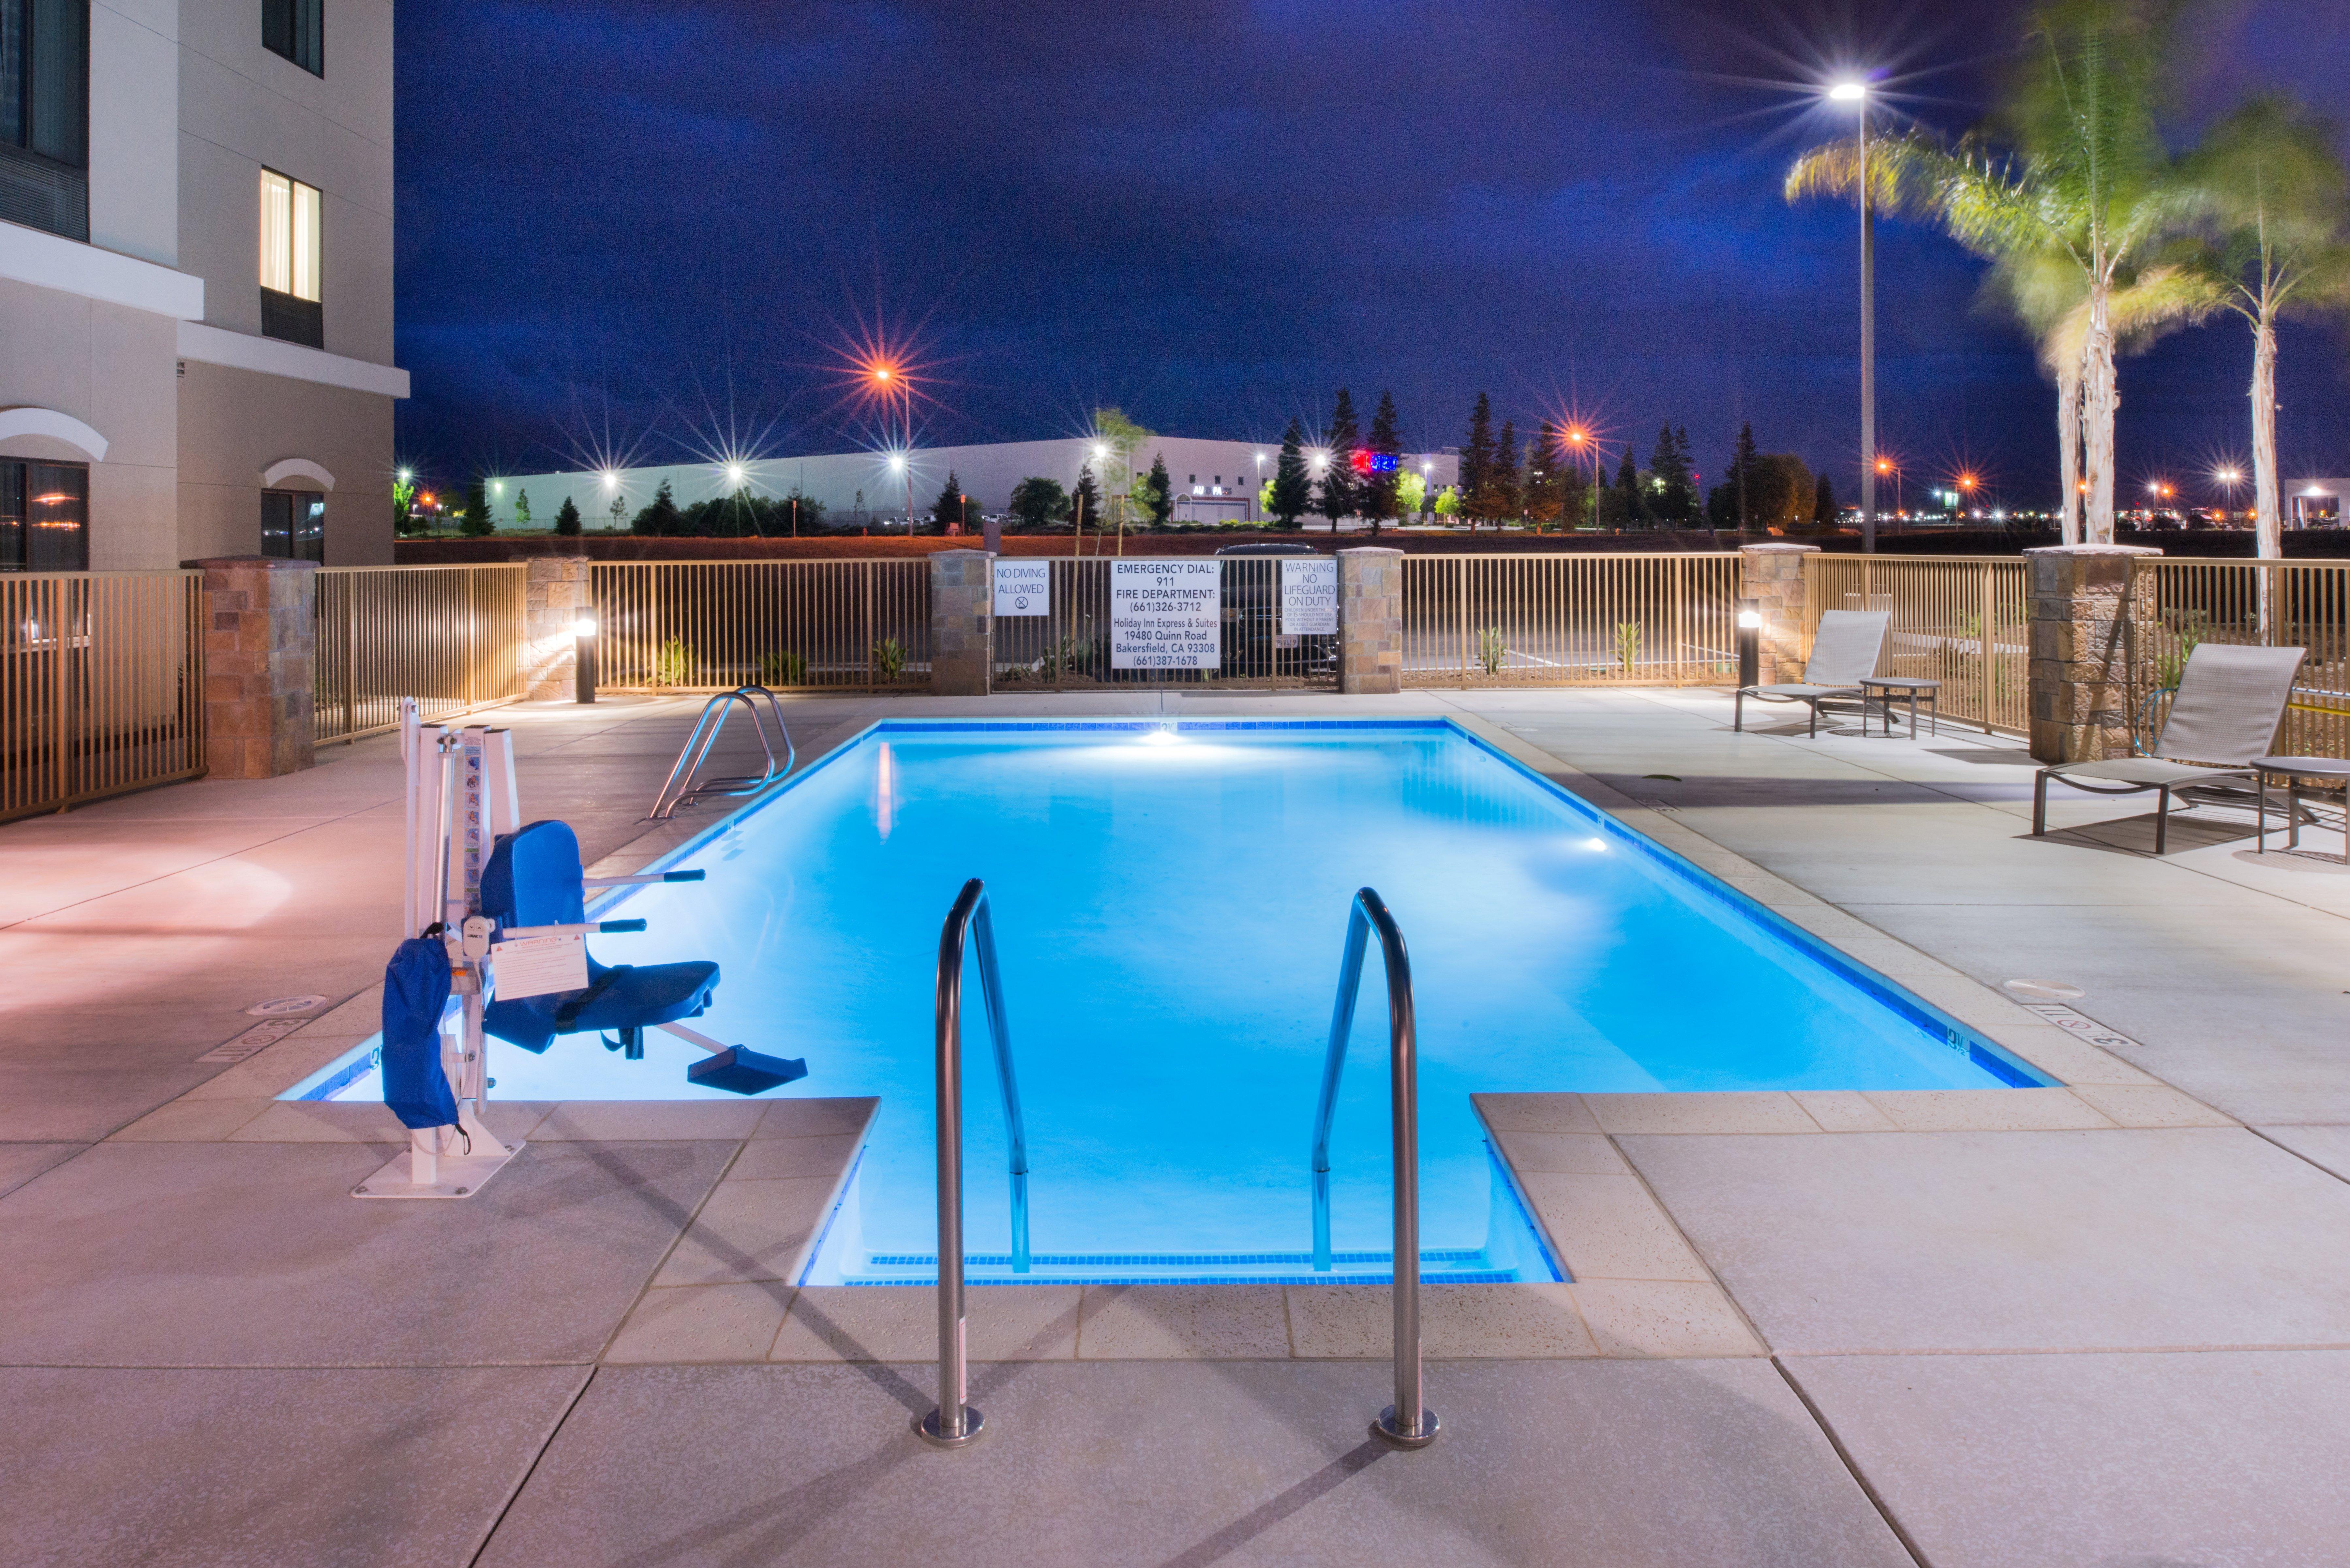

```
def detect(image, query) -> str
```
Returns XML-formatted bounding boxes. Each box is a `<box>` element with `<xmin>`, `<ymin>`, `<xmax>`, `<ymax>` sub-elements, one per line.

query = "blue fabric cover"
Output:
<box><xmin>382</xmin><ymin>937</ymin><xmax>459</xmax><ymax>1130</ymax></box>
<box><xmin>479</xmin><ymin>820</ymin><xmax>721</xmax><ymax>1055</ymax></box>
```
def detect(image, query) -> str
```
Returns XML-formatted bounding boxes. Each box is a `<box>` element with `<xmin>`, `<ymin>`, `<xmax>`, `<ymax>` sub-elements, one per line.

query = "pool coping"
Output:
<box><xmin>123</xmin><ymin>706</ymin><xmax>2242</xmax><ymax>1366</ymax></box>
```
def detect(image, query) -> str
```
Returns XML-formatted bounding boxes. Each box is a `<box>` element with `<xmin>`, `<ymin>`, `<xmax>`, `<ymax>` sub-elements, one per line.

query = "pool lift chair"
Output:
<box><xmin>477</xmin><ymin>819</ymin><xmax>807</xmax><ymax>1095</ymax></box>
<box><xmin>359</xmin><ymin>704</ymin><xmax>801</xmax><ymax>1203</ymax></box>
<box><xmin>1733</xmin><ymin>609</ymin><xmax>1891</xmax><ymax>737</ymax></box>
<box><xmin>2031</xmin><ymin>642</ymin><xmax>2307</xmax><ymax>855</ymax></box>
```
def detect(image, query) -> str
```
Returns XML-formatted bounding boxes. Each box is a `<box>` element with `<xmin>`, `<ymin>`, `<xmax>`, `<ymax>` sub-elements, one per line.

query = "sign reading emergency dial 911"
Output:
<box><xmin>1110</xmin><ymin>560</ymin><xmax>1222</xmax><ymax>669</ymax></box>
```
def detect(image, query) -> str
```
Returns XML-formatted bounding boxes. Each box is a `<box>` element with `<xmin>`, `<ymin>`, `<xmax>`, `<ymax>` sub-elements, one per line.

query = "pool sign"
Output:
<box><xmin>1280</xmin><ymin>557</ymin><xmax>1338</xmax><ymax>635</ymax></box>
<box><xmin>1111</xmin><ymin>559</ymin><xmax>1221</xmax><ymax>669</ymax></box>
<box><xmin>993</xmin><ymin>559</ymin><xmax>1050</xmax><ymax>617</ymax></box>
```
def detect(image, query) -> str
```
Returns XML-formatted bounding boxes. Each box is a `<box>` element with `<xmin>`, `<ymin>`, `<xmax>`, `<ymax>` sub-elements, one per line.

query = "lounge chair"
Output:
<box><xmin>1734</xmin><ymin>610</ymin><xmax>1890</xmax><ymax>737</ymax></box>
<box><xmin>2031</xmin><ymin>642</ymin><xmax>2306</xmax><ymax>854</ymax></box>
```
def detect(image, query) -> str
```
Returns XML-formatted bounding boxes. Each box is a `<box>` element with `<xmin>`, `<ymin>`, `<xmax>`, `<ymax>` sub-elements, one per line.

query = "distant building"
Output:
<box><xmin>487</xmin><ymin>437</ymin><xmax>1460</xmax><ymax>531</ymax></box>
<box><xmin>2293</xmin><ymin>480</ymin><xmax>2345</xmax><ymax>527</ymax></box>
<box><xmin>1</xmin><ymin>0</ymin><xmax>406</xmax><ymax>570</ymax></box>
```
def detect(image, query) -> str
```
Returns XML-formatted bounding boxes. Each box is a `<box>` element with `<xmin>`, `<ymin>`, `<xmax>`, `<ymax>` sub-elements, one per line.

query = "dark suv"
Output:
<box><xmin>1213</xmin><ymin>542</ymin><xmax>1336</xmax><ymax>679</ymax></box>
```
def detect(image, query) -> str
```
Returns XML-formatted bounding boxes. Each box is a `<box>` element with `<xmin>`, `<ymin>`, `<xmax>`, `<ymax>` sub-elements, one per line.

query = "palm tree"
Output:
<box><xmin>1787</xmin><ymin>0</ymin><xmax>2184</xmax><ymax>543</ymax></box>
<box><xmin>2177</xmin><ymin>96</ymin><xmax>2350</xmax><ymax>561</ymax></box>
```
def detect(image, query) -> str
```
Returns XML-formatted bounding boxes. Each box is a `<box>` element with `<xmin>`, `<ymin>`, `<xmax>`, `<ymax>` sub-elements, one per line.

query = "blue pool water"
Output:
<box><xmin>316</xmin><ymin>718</ymin><xmax>2046</xmax><ymax>1285</ymax></box>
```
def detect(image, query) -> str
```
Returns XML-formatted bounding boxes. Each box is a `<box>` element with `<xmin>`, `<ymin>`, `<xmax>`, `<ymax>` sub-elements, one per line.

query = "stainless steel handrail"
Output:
<box><xmin>646</xmin><ymin>685</ymin><xmax>795</xmax><ymax>820</ymax></box>
<box><xmin>917</xmin><ymin>877</ymin><xmax>1030</xmax><ymax>1449</ymax></box>
<box><xmin>1309</xmin><ymin>886</ymin><xmax>1439</xmax><ymax>1449</ymax></box>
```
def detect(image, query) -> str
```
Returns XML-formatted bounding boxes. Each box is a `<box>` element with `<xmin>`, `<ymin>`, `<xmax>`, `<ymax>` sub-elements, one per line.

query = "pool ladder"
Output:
<box><xmin>913</xmin><ymin>880</ymin><xmax>1432</xmax><ymax>1453</ymax></box>
<box><xmin>918</xmin><ymin>877</ymin><xmax>1029</xmax><ymax>1449</ymax></box>
<box><xmin>646</xmin><ymin>686</ymin><xmax>794</xmax><ymax>820</ymax></box>
<box><xmin>1309</xmin><ymin>887</ymin><xmax>1438</xmax><ymax>1449</ymax></box>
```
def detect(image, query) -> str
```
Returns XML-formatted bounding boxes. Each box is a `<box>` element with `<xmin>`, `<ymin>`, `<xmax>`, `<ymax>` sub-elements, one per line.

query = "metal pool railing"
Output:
<box><xmin>314</xmin><ymin>564</ymin><xmax>527</xmax><ymax>744</ymax></box>
<box><xmin>1</xmin><ymin>570</ymin><xmax>205</xmax><ymax>822</ymax></box>
<box><xmin>1399</xmin><ymin>553</ymin><xmax>1742</xmax><ymax>685</ymax></box>
<box><xmin>1802</xmin><ymin>555</ymin><xmax>2030</xmax><ymax>734</ymax></box>
<box><xmin>2129</xmin><ymin>558</ymin><xmax>2350</xmax><ymax>758</ymax></box>
<box><xmin>989</xmin><ymin>556</ymin><xmax>1338</xmax><ymax>689</ymax></box>
<box><xmin>592</xmin><ymin>560</ymin><xmax>931</xmax><ymax>691</ymax></box>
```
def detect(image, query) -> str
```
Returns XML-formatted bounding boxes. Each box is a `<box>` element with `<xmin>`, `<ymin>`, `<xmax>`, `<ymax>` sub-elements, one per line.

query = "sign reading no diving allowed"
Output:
<box><xmin>993</xmin><ymin>559</ymin><xmax>1050</xmax><ymax>616</ymax></box>
<box><xmin>1111</xmin><ymin>560</ymin><xmax>1221</xmax><ymax>669</ymax></box>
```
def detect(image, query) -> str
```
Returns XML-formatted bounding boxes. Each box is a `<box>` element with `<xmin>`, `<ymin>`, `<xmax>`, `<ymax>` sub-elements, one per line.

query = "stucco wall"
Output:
<box><xmin>176</xmin><ymin>359</ymin><xmax>394</xmax><ymax>564</ymax></box>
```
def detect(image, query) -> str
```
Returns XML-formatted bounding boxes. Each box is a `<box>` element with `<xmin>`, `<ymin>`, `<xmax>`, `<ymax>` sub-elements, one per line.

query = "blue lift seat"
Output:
<box><xmin>477</xmin><ymin>820</ymin><xmax>803</xmax><ymax>1094</ymax></box>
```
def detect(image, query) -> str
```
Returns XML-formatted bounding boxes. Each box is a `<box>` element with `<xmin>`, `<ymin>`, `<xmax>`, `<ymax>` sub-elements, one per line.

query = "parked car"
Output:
<box><xmin>1213</xmin><ymin>542</ymin><xmax>1335</xmax><ymax>679</ymax></box>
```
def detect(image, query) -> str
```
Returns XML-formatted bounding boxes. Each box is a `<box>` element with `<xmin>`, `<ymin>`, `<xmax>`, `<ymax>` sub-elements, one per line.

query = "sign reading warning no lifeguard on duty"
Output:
<box><xmin>1110</xmin><ymin>560</ymin><xmax>1221</xmax><ymax>670</ymax></box>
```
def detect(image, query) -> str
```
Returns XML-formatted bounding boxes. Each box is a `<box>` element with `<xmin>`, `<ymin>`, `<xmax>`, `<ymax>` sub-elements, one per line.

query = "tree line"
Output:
<box><xmin>1788</xmin><ymin>0</ymin><xmax>2349</xmax><ymax>556</ymax></box>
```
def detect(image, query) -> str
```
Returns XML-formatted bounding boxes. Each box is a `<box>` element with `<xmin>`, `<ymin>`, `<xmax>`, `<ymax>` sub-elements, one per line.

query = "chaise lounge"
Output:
<box><xmin>1734</xmin><ymin>609</ymin><xmax>1891</xmax><ymax>737</ymax></box>
<box><xmin>2030</xmin><ymin>642</ymin><xmax>2306</xmax><ymax>855</ymax></box>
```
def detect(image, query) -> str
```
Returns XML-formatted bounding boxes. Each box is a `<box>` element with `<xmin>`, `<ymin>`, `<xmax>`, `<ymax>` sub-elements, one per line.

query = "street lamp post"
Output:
<box><xmin>1832</xmin><ymin>80</ymin><xmax>1875</xmax><ymax>553</ymax></box>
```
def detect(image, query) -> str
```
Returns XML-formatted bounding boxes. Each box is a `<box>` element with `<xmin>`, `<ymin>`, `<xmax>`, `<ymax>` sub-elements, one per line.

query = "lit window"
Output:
<box><xmin>259</xmin><ymin>169</ymin><xmax>323</xmax><ymax>347</ymax></box>
<box><xmin>0</xmin><ymin>459</ymin><xmax>88</xmax><ymax>571</ymax></box>
<box><xmin>262</xmin><ymin>0</ymin><xmax>322</xmax><ymax>76</ymax></box>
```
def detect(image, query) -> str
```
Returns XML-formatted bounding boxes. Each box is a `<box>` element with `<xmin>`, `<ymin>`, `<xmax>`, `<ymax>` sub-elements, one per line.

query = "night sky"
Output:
<box><xmin>394</xmin><ymin>0</ymin><xmax>2350</xmax><ymax>510</ymax></box>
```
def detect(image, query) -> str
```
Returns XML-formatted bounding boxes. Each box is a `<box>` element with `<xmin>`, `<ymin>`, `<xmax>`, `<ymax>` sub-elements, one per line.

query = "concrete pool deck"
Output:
<box><xmin>5</xmin><ymin>687</ymin><xmax>2349</xmax><ymax>1564</ymax></box>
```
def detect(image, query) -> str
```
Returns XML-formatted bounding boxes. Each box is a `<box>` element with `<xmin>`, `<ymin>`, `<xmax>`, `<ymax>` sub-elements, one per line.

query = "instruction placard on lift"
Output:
<box><xmin>491</xmin><ymin>934</ymin><xmax>588</xmax><ymax>999</ymax></box>
<box><xmin>1110</xmin><ymin>560</ymin><xmax>1221</xmax><ymax>669</ymax></box>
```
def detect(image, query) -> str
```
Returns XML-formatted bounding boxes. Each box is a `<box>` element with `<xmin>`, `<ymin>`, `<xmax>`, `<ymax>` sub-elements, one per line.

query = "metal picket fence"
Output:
<box><xmin>314</xmin><ymin>564</ymin><xmax>528</xmax><ymax>744</ymax></box>
<box><xmin>591</xmin><ymin>560</ymin><xmax>931</xmax><ymax>690</ymax></box>
<box><xmin>990</xmin><ymin>556</ymin><xmax>1339</xmax><ymax>688</ymax></box>
<box><xmin>1399</xmin><ymin>553</ymin><xmax>1743</xmax><ymax>685</ymax></box>
<box><xmin>1801</xmin><ymin>555</ymin><xmax>2031</xmax><ymax>733</ymax></box>
<box><xmin>1</xmin><ymin>571</ymin><xmax>205</xmax><ymax>822</ymax></box>
<box><xmin>2129</xmin><ymin>558</ymin><xmax>2350</xmax><ymax>759</ymax></box>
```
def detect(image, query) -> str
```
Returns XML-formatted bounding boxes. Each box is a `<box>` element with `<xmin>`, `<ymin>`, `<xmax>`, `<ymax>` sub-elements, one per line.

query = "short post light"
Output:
<box><xmin>1736</xmin><ymin>598</ymin><xmax>1762</xmax><ymax>690</ymax></box>
<box><xmin>574</xmin><ymin>614</ymin><xmax>598</xmax><ymax>705</ymax></box>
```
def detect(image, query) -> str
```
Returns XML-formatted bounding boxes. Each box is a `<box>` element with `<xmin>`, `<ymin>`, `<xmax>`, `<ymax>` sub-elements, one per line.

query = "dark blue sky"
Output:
<box><xmin>394</xmin><ymin>0</ymin><xmax>2350</xmax><ymax>509</ymax></box>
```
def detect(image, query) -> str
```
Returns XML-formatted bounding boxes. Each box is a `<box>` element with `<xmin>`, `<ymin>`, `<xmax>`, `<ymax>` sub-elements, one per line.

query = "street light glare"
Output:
<box><xmin>887</xmin><ymin>453</ymin><xmax>906</xmax><ymax>473</ymax></box>
<box><xmin>725</xmin><ymin>463</ymin><xmax>747</xmax><ymax>486</ymax></box>
<box><xmin>1829</xmin><ymin>81</ymin><xmax>1868</xmax><ymax>102</ymax></box>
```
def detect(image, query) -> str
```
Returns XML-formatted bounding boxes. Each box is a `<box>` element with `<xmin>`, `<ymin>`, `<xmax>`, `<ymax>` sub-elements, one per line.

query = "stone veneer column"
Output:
<box><xmin>2026</xmin><ymin>542</ymin><xmax>2162</xmax><ymax>764</ymax></box>
<box><xmin>1338</xmin><ymin>547</ymin><xmax>1404</xmax><ymax>695</ymax></box>
<box><xmin>525</xmin><ymin>555</ymin><xmax>590</xmax><ymax>700</ymax></box>
<box><xmin>929</xmin><ymin>549</ymin><xmax>995</xmax><ymax>696</ymax></box>
<box><xmin>1737</xmin><ymin>543</ymin><xmax>1818</xmax><ymax>685</ymax></box>
<box><xmin>195</xmin><ymin>555</ymin><xmax>316</xmax><ymax>779</ymax></box>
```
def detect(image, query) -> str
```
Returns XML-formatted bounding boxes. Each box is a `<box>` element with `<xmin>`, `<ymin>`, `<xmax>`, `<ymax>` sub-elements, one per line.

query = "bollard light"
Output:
<box><xmin>1736</xmin><ymin>599</ymin><xmax>1760</xmax><ymax>690</ymax></box>
<box><xmin>574</xmin><ymin>614</ymin><xmax>598</xmax><ymax>705</ymax></box>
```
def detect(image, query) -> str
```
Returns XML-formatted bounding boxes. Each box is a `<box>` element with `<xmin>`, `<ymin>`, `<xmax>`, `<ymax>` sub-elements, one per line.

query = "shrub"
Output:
<box><xmin>1476</xmin><ymin>626</ymin><xmax>1507</xmax><ymax>675</ymax></box>
<box><xmin>1614</xmin><ymin>622</ymin><xmax>1643</xmax><ymax>676</ymax></box>
<box><xmin>871</xmin><ymin>636</ymin><xmax>907</xmax><ymax>683</ymax></box>
<box><xmin>758</xmin><ymin>649</ymin><xmax>808</xmax><ymax>687</ymax></box>
<box><xmin>652</xmin><ymin>634</ymin><xmax>693</xmax><ymax>686</ymax></box>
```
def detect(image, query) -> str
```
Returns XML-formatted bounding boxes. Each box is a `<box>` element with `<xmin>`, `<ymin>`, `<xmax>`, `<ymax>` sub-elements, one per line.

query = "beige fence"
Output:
<box><xmin>592</xmin><ymin>561</ymin><xmax>930</xmax><ymax>691</ymax></box>
<box><xmin>991</xmin><ymin>557</ymin><xmax>1338</xmax><ymax>688</ymax></box>
<box><xmin>1</xmin><ymin>571</ymin><xmax>205</xmax><ymax>822</ymax></box>
<box><xmin>314</xmin><ymin>564</ymin><xmax>527</xmax><ymax>744</ymax></box>
<box><xmin>1400</xmin><ymin>553</ymin><xmax>1743</xmax><ymax>685</ymax></box>
<box><xmin>1802</xmin><ymin>556</ymin><xmax>2031</xmax><ymax>733</ymax></box>
<box><xmin>2130</xmin><ymin>559</ymin><xmax>2350</xmax><ymax>758</ymax></box>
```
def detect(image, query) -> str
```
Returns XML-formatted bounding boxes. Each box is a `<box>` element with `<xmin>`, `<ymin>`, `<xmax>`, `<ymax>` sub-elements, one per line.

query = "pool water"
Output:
<box><xmin>318</xmin><ymin>718</ymin><xmax>2045</xmax><ymax>1286</ymax></box>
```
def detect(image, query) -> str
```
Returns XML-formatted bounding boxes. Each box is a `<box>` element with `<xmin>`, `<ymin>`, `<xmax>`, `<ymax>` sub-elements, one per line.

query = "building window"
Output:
<box><xmin>262</xmin><ymin>0</ymin><xmax>321</xmax><ymax>75</ymax></box>
<box><xmin>0</xmin><ymin>459</ymin><xmax>89</xmax><ymax>571</ymax></box>
<box><xmin>260</xmin><ymin>489</ymin><xmax>325</xmax><ymax>562</ymax></box>
<box><xmin>0</xmin><ymin>0</ymin><xmax>88</xmax><ymax>241</ymax></box>
<box><xmin>259</xmin><ymin>169</ymin><xmax>323</xmax><ymax>348</ymax></box>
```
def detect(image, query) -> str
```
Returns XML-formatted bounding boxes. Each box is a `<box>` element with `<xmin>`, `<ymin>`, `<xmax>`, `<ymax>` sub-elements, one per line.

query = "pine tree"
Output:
<box><xmin>930</xmin><ymin>471</ymin><xmax>965</xmax><ymax>533</ymax></box>
<box><xmin>1494</xmin><ymin>421</ymin><xmax>1522</xmax><ymax>524</ymax></box>
<box><xmin>1651</xmin><ymin>424</ymin><xmax>1693</xmax><ymax>526</ymax></box>
<box><xmin>1270</xmin><ymin>419</ymin><xmax>1312</xmax><ymax>527</ymax></box>
<box><xmin>1144</xmin><ymin>453</ymin><xmax>1174</xmax><ymax>525</ymax></box>
<box><xmin>1316</xmin><ymin>390</ymin><xmax>1361</xmax><ymax>527</ymax></box>
<box><xmin>1363</xmin><ymin>390</ymin><xmax>1403</xmax><ymax>536</ymax></box>
<box><xmin>1812</xmin><ymin>473</ymin><xmax>1839</xmax><ymax>529</ymax></box>
<box><xmin>460</xmin><ymin>477</ymin><xmax>493</xmax><ymax>537</ymax></box>
<box><xmin>1526</xmin><ymin>422</ymin><xmax>1562</xmax><ymax>530</ymax></box>
<box><xmin>514</xmin><ymin>489</ymin><xmax>532</xmax><ymax>528</ymax></box>
<box><xmin>1460</xmin><ymin>393</ymin><xmax>1496</xmax><ymax>531</ymax></box>
<box><xmin>1732</xmin><ymin>422</ymin><xmax>1760</xmax><ymax>530</ymax></box>
<box><xmin>632</xmin><ymin>477</ymin><xmax>681</xmax><ymax>536</ymax></box>
<box><xmin>1070</xmin><ymin>465</ymin><xmax>1102</xmax><ymax>545</ymax></box>
<box><xmin>554</xmin><ymin>496</ymin><xmax>581</xmax><ymax>537</ymax></box>
<box><xmin>1615</xmin><ymin>448</ymin><xmax>1642</xmax><ymax>529</ymax></box>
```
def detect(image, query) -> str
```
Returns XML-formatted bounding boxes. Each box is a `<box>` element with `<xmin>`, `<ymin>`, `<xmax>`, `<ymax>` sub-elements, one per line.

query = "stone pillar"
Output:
<box><xmin>525</xmin><ymin>555</ymin><xmax>590</xmax><ymax>700</ymax></box>
<box><xmin>196</xmin><ymin>556</ymin><xmax>316</xmax><ymax>779</ymax></box>
<box><xmin>1338</xmin><ymin>547</ymin><xmax>1404</xmax><ymax>695</ymax></box>
<box><xmin>929</xmin><ymin>549</ymin><xmax>995</xmax><ymax>696</ymax></box>
<box><xmin>1737</xmin><ymin>543</ymin><xmax>1818</xmax><ymax>685</ymax></box>
<box><xmin>2027</xmin><ymin>543</ymin><xmax>2162</xmax><ymax>764</ymax></box>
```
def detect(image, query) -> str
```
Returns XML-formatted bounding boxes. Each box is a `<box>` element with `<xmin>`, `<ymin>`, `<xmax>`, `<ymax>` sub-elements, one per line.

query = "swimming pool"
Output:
<box><xmin>311</xmin><ymin>717</ymin><xmax>2046</xmax><ymax>1285</ymax></box>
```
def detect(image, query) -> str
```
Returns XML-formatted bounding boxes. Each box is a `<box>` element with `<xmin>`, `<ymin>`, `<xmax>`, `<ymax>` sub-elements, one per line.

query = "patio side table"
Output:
<box><xmin>2253</xmin><ymin>757</ymin><xmax>2350</xmax><ymax>859</ymax></box>
<box><xmin>1860</xmin><ymin>676</ymin><xmax>1941</xmax><ymax>739</ymax></box>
